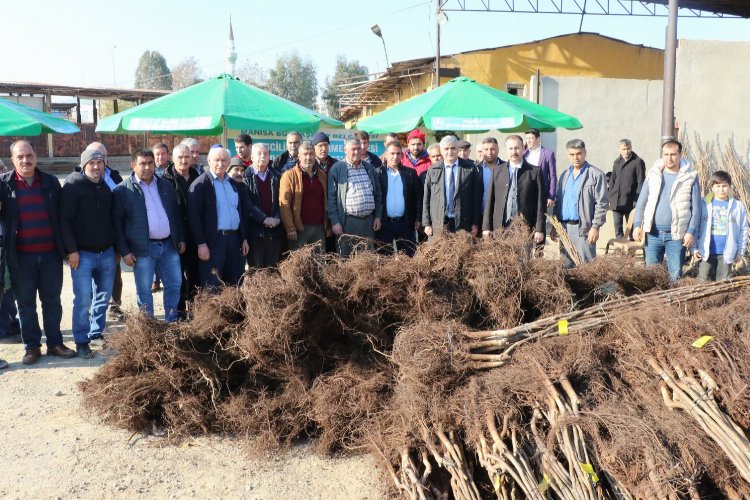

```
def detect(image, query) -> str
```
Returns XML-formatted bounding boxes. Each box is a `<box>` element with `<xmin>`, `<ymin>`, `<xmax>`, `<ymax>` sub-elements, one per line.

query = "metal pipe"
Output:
<box><xmin>661</xmin><ymin>0</ymin><xmax>678</xmax><ymax>141</ymax></box>
<box><xmin>435</xmin><ymin>0</ymin><xmax>441</xmax><ymax>88</ymax></box>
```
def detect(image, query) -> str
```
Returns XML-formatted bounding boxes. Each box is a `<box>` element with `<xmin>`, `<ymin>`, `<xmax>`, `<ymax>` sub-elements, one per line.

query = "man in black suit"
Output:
<box><xmin>188</xmin><ymin>147</ymin><xmax>249</xmax><ymax>290</ymax></box>
<box><xmin>422</xmin><ymin>135</ymin><xmax>483</xmax><ymax>239</ymax></box>
<box><xmin>482</xmin><ymin>135</ymin><xmax>546</xmax><ymax>244</ymax></box>
<box><xmin>375</xmin><ymin>141</ymin><xmax>423</xmax><ymax>256</ymax></box>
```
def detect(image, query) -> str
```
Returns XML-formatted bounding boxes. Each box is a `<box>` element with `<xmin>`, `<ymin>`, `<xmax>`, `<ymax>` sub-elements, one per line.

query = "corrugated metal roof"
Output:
<box><xmin>0</xmin><ymin>81</ymin><xmax>168</xmax><ymax>101</ymax></box>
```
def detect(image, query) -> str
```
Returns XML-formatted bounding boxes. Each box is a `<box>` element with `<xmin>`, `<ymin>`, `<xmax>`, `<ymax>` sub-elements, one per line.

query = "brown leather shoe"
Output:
<box><xmin>47</xmin><ymin>344</ymin><xmax>77</xmax><ymax>359</ymax></box>
<box><xmin>22</xmin><ymin>347</ymin><xmax>42</xmax><ymax>365</ymax></box>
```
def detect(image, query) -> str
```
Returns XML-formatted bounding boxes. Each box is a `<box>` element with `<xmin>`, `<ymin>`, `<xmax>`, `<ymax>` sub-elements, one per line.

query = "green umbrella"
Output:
<box><xmin>356</xmin><ymin>76</ymin><xmax>582</xmax><ymax>134</ymax></box>
<box><xmin>0</xmin><ymin>98</ymin><xmax>80</xmax><ymax>136</ymax></box>
<box><xmin>97</xmin><ymin>73</ymin><xmax>343</xmax><ymax>136</ymax></box>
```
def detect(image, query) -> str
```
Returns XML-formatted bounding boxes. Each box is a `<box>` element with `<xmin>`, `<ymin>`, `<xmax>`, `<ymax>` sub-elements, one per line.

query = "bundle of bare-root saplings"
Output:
<box><xmin>80</xmin><ymin>222</ymin><xmax>750</xmax><ymax>497</ymax></box>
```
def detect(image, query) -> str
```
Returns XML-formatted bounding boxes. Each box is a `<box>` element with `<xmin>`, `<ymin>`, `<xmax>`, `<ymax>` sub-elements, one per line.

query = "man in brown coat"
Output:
<box><xmin>279</xmin><ymin>141</ymin><xmax>329</xmax><ymax>252</ymax></box>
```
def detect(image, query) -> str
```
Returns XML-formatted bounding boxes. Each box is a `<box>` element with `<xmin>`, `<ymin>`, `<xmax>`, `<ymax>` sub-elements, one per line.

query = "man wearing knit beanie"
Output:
<box><xmin>311</xmin><ymin>131</ymin><xmax>337</xmax><ymax>173</ymax></box>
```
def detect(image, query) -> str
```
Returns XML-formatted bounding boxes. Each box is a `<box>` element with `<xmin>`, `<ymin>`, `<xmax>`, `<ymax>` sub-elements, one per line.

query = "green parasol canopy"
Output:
<box><xmin>0</xmin><ymin>98</ymin><xmax>80</xmax><ymax>136</ymax></box>
<box><xmin>96</xmin><ymin>73</ymin><xmax>343</xmax><ymax>135</ymax></box>
<box><xmin>356</xmin><ymin>76</ymin><xmax>582</xmax><ymax>134</ymax></box>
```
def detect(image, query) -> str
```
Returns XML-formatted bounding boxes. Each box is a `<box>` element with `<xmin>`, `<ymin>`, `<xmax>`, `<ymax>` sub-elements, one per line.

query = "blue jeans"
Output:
<box><xmin>11</xmin><ymin>251</ymin><xmax>64</xmax><ymax>351</ymax></box>
<box><xmin>70</xmin><ymin>247</ymin><xmax>116</xmax><ymax>344</ymax></box>
<box><xmin>645</xmin><ymin>229</ymin><xmax>685</xmax><ymax>281</ymax></box>
<box><xmin>133</xmin><ymin>239</ymin><xmax>182</xmax><ymax>322</ymax></box>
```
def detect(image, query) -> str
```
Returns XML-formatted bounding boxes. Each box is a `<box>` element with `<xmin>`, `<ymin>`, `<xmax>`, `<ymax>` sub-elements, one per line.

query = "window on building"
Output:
<box><xmin>506</xmin><ymin>83</ymin><xmax>525</xmax><ymax>97</ymax></box>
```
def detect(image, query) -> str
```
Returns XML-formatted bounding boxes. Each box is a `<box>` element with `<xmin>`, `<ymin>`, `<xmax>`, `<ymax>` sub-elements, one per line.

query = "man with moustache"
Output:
<box><xmin>113</xmin><ymin>149</ymin><xmax>185</xmax><ymax>321</ymax></box>
<box><xmin>552</xmin><ymin>139</ymin><xmax>609</xmax><ymax>267</ymax></box>
<box><xmin>162</xmin><ymin>144</ymin><xmax>200</xmax><ymax>319</ymax></box>
<box><xmin>83</xmin><ymin>142</ymin><xmax>126</xmax><ymax>321</ymax></box>
<box><xmin>482</xmin><ymin>135</ymin><xmax>546</xmax><ymax>244</ymax></box>
<box><xmin>328</xmin><ymin>137</ymin><xmax>382</xmax><ymax>257</ymax></box>
<box><xmin>242</xmin><ymin>144</ymin><xmax>283</xmax><ymax>268</ymax></box>
<box><xmin>181</xmin><ymin>138</ymin><xmax>205</xmax><ymax>174</ymax></box>
<box><xmin>272</xmin><ymin>131</ymin><xmax>303</xmax><ymax>174</ymax></box>
<box><xmin>60</xmin><ymin>149</ymin><xmax>116</xmax><ymax>357</ymax></box>
<box><xmin>280</xmin><ymin>141</ymin><xmax>329</xmax><ymax>253</ymax></box>
<box><xmin>189</xmin><ymin>148</ymin><xmax>250</xmax><ymax>289</ymax></box>
<box><xmin>311</xmin><ymin>132</ymin><xmax>337</xmax><ymax>173</ymax></box>
<box><xmin>423</xmin><ymin>135</ymin><xmax>483</xmax><ymax>239</ymax></box>
<box><xmin>0</xmin><ymin>141</ymin><xmax>76</xmax><ymax>364</ymax></box>
<box><xmin>376</xmin><ymin>141</ymin><xmax>422</xmax><ymax>256</ymax></box>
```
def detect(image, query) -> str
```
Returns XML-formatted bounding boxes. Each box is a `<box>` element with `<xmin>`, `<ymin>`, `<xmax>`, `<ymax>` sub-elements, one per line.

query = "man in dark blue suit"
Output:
<box><xmin>188</xmin><ymin>148</ymin><xmax>249</xmax><ymax>290</ymax></box>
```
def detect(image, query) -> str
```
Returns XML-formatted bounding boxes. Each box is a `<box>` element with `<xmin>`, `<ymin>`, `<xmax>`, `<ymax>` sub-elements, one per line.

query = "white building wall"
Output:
<box><xmin>675</xmin><ymin>39</ymin><xmax>750</xmax><ymax>167</ymax></box>
<box><xmin>465</xmin><ymin>76</ymin><xmax>663</xmax><ymax>247</ymax></box>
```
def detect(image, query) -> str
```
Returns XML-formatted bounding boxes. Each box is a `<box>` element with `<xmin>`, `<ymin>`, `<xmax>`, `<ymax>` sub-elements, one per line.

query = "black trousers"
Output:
<box><xmin>376</xmin><ymin>218</ymin><xmax>416</xmax><ymax>256</ymax></box>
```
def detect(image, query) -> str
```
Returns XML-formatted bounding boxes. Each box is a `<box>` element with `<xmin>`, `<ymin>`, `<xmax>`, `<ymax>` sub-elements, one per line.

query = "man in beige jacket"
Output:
<box><xmin>279</xmin><ymin>142</ymin><xmax>329</xmax><ymax>252</ymax></box>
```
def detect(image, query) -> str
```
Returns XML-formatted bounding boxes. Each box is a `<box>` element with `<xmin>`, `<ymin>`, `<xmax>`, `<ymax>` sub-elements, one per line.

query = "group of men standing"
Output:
<box><xmin>0</xmin><ymin>126</ymin><xmax>737</xmax><ymax>371</ymax></box>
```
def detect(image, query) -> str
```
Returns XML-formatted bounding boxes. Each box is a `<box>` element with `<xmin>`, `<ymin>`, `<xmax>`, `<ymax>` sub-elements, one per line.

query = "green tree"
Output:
<box><xmin>171</xmin><ymin>56</ymin><xmax>204</xmax><ymax>90</ymax></box>
<box><xmin>134</xmin><ymin>50</ymin><xmax>172</xmax><ymax>90</ymax></box>
<box><xmin>98</xmin><ymin>99</ymin><xmax>138</xmax><ymax>119</ymax></box>
<box><xmin>264</xmin><ymin>52</ymin><xmax>318</xmax><ymax>109</ymax></box>
<box><xmin>322</xmin><ymin>55</ymin><xmax>368</xmax><ymax>118</ymax></box>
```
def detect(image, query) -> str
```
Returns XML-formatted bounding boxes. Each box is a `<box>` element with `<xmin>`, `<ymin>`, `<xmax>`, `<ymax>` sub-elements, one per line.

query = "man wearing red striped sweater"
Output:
<box><xmin>0</xmin><ymin>141</ymin><xmax>76</xmax><ymax>364</ymax></box>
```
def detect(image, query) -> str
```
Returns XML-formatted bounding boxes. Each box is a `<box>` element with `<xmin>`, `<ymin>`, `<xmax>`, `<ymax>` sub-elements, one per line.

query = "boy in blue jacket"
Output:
<box><xmin>694</xmin><ymin>171</ymin><xmax>749</xmax><ymax>281</ymax></box>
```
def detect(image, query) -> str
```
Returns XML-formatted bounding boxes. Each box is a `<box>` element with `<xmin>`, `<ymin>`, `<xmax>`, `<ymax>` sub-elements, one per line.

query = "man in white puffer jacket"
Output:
<box><xmin>633</xmin><ymin>140</ymin><xmax>702</xmax><ymax>281</ymax></box>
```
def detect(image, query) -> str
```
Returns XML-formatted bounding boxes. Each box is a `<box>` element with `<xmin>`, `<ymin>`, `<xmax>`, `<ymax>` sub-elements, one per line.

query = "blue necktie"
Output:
<box><xmin>446</xmin><ymin>164</ymin><xmax>455</xmax><ymax>215</ymax></box>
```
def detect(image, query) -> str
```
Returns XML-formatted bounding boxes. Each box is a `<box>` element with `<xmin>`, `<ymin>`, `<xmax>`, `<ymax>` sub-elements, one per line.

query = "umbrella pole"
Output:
<box><xmin>222</xmin><ymin>123</ymin><xmax>228</xmax><ymax>150</ymax></box>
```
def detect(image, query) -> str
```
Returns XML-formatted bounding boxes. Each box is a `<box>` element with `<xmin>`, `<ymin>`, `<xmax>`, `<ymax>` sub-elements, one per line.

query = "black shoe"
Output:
<box><xmin>109</xmin><ymin>305</ymin><xmax>126</xmax><ymax>322</ymax></box>
<box><xmin>76</xmin><ymin>343</ymin><xmax>94</xmax><ymax>359</ymax></box>
<box><xmin>0</xmin><ymin>358</ymin><xmax>8</xmax><ymax>369</ymax></box>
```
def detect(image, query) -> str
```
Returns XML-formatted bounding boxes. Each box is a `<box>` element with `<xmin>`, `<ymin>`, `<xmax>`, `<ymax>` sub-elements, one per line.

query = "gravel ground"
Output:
<box><xmin>0</xmin><ymin>263</ymin><xmax>384</xmax><ymax>499</ymax></box>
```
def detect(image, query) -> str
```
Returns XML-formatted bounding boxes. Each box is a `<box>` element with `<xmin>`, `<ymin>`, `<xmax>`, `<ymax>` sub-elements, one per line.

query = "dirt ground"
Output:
<box><xmin>0</xmin><ymin>264</ymin><xmax>384</xmax><ymax>499</ymax></box>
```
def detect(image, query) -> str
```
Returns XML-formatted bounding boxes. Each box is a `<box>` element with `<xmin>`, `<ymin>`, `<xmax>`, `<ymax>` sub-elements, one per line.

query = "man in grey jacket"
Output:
<box><xmin>327</xmin><ymin>137</ymin><xmax>382</xmax><ymax>257</ymax></box>
<box><xmin>552</xmin><ymin>139</ymin><xmax>609</xmax><ymax>267</ymax></box>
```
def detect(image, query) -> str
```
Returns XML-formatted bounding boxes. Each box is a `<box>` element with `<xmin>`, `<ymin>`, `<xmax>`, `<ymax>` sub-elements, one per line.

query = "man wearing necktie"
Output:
<box><xmin>422</xmin><ymin>135</ymin><xmax>483</xmax><ymax>239</ymax></box>
<box><xmin>482</xmin><ymin>135</ymin><xmax>546</xmax><ymax>243</ymax></box>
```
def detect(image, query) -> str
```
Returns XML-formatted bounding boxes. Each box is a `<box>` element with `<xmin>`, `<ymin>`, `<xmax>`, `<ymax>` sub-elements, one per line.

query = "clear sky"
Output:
<box><xmin>1</xmin><ymin>0</ymin><xmax>749</xmax><ymax>91</ymax></box>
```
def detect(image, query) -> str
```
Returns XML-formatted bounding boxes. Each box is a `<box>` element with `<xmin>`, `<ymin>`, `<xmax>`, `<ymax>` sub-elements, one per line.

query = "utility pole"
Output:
<box><xmin>661</xmin><ymin>0</ymin><xmax>678</xmax><ymax>141</ymax></box>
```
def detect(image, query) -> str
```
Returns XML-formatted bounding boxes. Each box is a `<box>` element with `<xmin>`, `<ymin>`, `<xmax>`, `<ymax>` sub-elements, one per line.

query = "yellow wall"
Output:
<box><xmin>354</xmin><ymin>33</ymin><xmax>664</xmax><ymax>123</ymax></box>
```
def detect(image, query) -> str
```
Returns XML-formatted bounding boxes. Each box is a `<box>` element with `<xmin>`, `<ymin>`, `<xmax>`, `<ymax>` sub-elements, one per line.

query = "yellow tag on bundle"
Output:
<box><xmin>558</xmin><ymin>320</ymin><xmax>569</xmax><ymax>335</ymax></box>
<box><xmin>538</xmin><ymin>474</ymin><xmax>551</xmax><ymax>493</ymax></box>
<box><xmin>492</xmin><ymin>473</ymin><xmax>501</xmax><ymax>493</ymax></box>
<box><xmin>692</xmin><ymin>336</ymin><xmax>714</xmax><ymax>348</ymax></box>
<box><xmin>580</xmin><ymin>463</ymin><xmax>599</xmax><ymax>483</ymax></box>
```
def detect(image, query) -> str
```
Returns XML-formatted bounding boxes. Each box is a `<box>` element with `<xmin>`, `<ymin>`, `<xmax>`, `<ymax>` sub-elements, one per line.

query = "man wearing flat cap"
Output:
<box><xmin>60</xmin><ymin>149</ymin><xmax>117</xmax><ymax>358</ymax></box>
<box><xmin>458</xmin><ymin>140</ymin><xmax>472</xmax><ymax>161</ymax></box>
<box><xmin>312</xmin><ymin>132</ymin><xmax>337</xmax><ymax>173</ymax></box>
<box><xmin>401</xmin><ymin>129</ymin><xmax>432</xmax><ymax>179</ymax></box>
